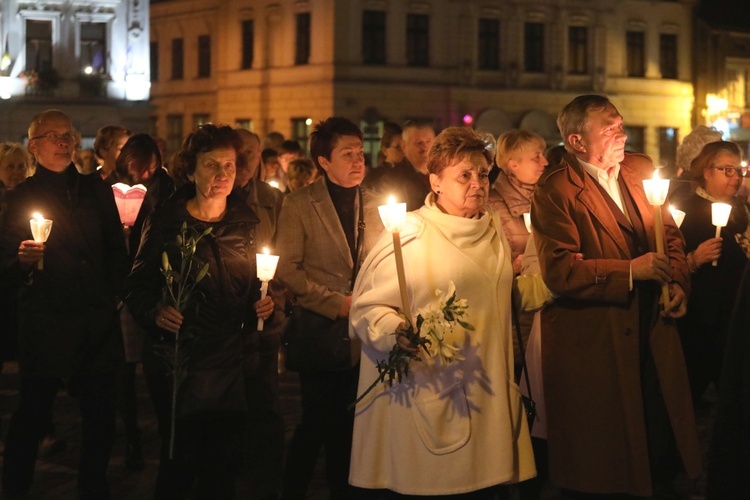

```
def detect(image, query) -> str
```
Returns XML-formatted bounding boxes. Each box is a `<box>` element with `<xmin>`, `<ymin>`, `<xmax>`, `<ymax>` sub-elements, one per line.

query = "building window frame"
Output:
<box><xmin>19</xmin><ymin>11</ymin><xmax>61</xmax><ymax>73</ymax></box>
<box><xmin>659</xmin><ymin>33</ymin><xmax>678</xmax><ymax>80</ymax></box>
<box><xmin>624</xmin><ymin>125</ymin><xmax>645</xmax><ymax>154</ymax></box>
<box><xmin>524</xmin><ymin>22</ymin><xmax>545</xmax><ymax>73</ymax></box>
<box><xmin>658</xmin><ymin>126</ymin><xmax>679</xmax><ymax>169</ymax></box>
<box><xmin>362</xmin><ymin>10</ymin><xmax>386</xmax><ymax>65</ymax></box>
<box><xmin>478</xmin><ymin>18</ymin><xmax>500</xmax><ymax>70</ymax></box>
<box><xmin>295</xmin><ymin>12</ymin><xmax>311</xmax><ymax>65</ymax></box>
<box><xmin>406</xmin><ymin>13</ymin><xmax>430</xmax><ymax>67</ymax></box>
<box><xmin>568</xmin><ymin>26</ymin><xmax>588</xmax><ymax>75</ymax></box>
<box><xmin>197</xmin><ymin>34</ymin><xmax>211</xmax><ymax>78</ymax></box>
<box><xmin>626</xmin><ymin>30</ymin><xmax>646</xmax><ymax>77</ymax></box>
<box><xmin>150</xmin><ymin>41</ymin><xmax>159</xmax><ymax>82</ymax></box>
<box><xmin>166</xmin><ymin>114</ymin><xmax>184</xmax><ymax>160</ymax></box>
<box><xmin>241</xmin><ymin>19</ymin><xmax>254</xmax><ymax>70</ymax></box>
<box><xmin>291</xmin><ymin>118</ymin><xmax>311</xmax><ymax>155</ymax></box>
<box><xmin>171</xmin><ymin>38</ymin><xmax>184</xmax><ymax>80</ymax></box>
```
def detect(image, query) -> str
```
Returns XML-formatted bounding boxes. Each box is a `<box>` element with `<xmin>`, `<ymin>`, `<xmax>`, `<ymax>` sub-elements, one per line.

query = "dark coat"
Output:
<box><xmin>125</xmin><ymin>187</ymin><xmax>263</xmax><ymax>418</ymax></box>
<box><xmin>532</xmin><ymin>153</ymin><xmax>702</xmax><ymax>495</ymax></box>
<box><xmin>369</xmin><ymin>158</ymin><xmax>430</xmax><ymax>212</ymax></box>
<box><xmin>0</xmin><ymin>164</ymin><xmax>128</xmax><ymax>377</ymax></box>
<box><xmin>706</xmin><ymin>260</ymin><xmax>750</xmax><ymax>498</ymax></box>
<box><xmin>678</xmin><ymin>193</ymin><xmax>748</xmax><ymax>344</ymax></box>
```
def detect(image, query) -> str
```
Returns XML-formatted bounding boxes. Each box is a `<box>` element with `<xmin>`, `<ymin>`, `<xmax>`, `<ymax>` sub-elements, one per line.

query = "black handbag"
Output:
<box><xmin>282</xmin><ymin>188</ymin><xmax>365</xmax><ymax>372</ymax></box>
<box><xmin>511</xmin><ymin>289</ymin><xmax>538</xmax><ymax>432</ymax></box>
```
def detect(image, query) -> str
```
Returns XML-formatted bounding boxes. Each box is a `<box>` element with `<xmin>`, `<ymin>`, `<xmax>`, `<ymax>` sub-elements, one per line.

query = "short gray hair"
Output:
<box><xmin>676</xmin><ymin>126</ymin><xmax>723</xmax><ymax>173</ymax></box>
<box><xmin>557</xmin><ymin>95</ymin><xmax>613</xmax><ymax>153</ymax></box>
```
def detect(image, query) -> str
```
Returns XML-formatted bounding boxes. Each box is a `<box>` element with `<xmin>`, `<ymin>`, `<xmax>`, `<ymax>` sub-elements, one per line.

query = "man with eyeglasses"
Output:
<box><xmin>0</xmin><ymin>110</ymin><xmax>128</xmax><ymax>499</ymax></box>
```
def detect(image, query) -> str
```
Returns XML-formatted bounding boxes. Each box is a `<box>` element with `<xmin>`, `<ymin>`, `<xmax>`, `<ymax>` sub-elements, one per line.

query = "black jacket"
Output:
<box><xmin>125</xmin><ymin>186</ymin><xmax>263</xmax><ymax>417</ymax></box>
<box><xmin>0</xmin><ymin>164</ymin><xmax>128</xmax><ymax>377</ymax></box>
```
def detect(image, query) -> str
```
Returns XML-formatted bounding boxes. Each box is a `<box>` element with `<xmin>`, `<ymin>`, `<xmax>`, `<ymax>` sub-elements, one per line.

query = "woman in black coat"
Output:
<box><xmin>125</xmin><ymin>124</ymin><xmax>274</xmax><ymax>499</ymax></box>
<box><xmin>677</xmin><ymin>141</ymin><xmax>750</xmax><ymax>405</ymax></box>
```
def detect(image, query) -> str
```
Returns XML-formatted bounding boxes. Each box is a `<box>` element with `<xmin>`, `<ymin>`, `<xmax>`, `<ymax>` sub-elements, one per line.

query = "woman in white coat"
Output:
<box><xmin>349</xmin><ymin>127</ymin><xmax>535</xmax><ymax>498</ymax></box>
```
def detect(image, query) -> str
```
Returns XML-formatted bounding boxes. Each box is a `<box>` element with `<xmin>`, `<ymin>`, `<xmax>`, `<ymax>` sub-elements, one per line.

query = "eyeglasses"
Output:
<box><xmin>30</xmin><ymin>132</ymin><xmax>75</xmax><ymax>143</ymax></box>
<box><xmin>711</xmin><ymin>166</ymin><xmax>747</xmax><ymax>177</ymax></box>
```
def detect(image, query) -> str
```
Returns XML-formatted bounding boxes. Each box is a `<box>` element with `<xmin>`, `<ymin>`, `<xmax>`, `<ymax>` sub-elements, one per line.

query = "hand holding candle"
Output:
<box><xmin>256</xmin><ymin>247</ymin><xmax>280</xmax><ymax>331</ymax></box>
<box><xmin>711</xmin><ymin>202</ymin><xmax>732</xmax><ymax>267</ymax></box>
<box><xmin>29</xmin><ymin>212</ymin><xmax>53</xmax><ymax>270</ymax></box>
<box><xmin>642</xmin><ymin>170</ymin><xmax>671</xmax><ymax>307</ymax></box>
<box><xmin>378</xmin><ymin>196</ymin><xmax>414</xmax><ymax>331</ymax></box>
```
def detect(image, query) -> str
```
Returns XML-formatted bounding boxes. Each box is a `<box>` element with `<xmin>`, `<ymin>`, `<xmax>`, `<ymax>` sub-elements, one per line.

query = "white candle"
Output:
<box><xmin>256</xmin><ymin>247</ymin><xmax>279</xmax><ymax>330</ymax></box>
<box><xmin>642</xmin><ymin>170</ymin><xmax>671</xmax><ymax>307</ymax></box>
<box><xmin>711</xmin><ymin>202</ymin><xmax>732</xmax><ymax>267</ymax></box>
<box><xmin>29</xmin><ymin>212</ymin><xmax>53</xmax><ymax>270</ymax></box>
<box><xmin>523</xmin><ymin>212</ymin><xmax>531</xmax><ymax>233</ymax></box>
<box><xmin>378</xmin><ymin>196</ymin><xmax>413</xmax><ymax>330</ymax></box>
<box><xmin>669</xmin><ymin>206</ymin><xmax>685</xmax><ymax>228</ymax></box>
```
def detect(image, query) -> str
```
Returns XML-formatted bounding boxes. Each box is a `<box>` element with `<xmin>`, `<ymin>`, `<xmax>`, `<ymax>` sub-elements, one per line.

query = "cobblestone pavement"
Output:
<box><xmin>0</xmin><ymin>362</ymin><xmax>712</xmax><ymax>499</ymax></box>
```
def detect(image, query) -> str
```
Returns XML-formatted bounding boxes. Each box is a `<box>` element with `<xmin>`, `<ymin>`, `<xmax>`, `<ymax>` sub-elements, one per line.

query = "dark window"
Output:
<box><xmin>658</xmin><ymin>127</ymin><xmax>679</xmax><ymax>168</ymax></box>
<box><xmin>568</xmin><ymin>26</ymin><xmax>588</xmax><ymax>75</ymax></box>
<box><xmin>478</xmin><ymin>18</ymin><xmax>500</xmax><ymax>70</ymax></box>
<box><xmin>407</xmin><ymin>14</ymin><xmax>429</xmax><ymax>67</ymax></box>
<box><xmin>291</xmin><ymin>118</ymin><xmax>311</xmax><ymax>155</ymax></box>
<box><xmin>660</xmin><ymin>33</ymin><xmax>678</xmax><ymax>79</ymax></box>
<box><xmin>623</xmin><ymin>125</ymin><xmax>645</xmax><ymax>153</ymax></box>
<box><xmin>166</xmin><ymin>114</ymin><xmax>183</xmax><ymax>158</ymax></box>
<box><xmin>524</xmin><ymin>22</ymin><xmax>545</xmax><ymax>73</ymax></box>
<box><xmin>150</xmin><ymin>42</ymin><xmax>159</xmax><ymax>82</ymax></box>
<box><xmin>362</xmin><ymin>10</ymin><xmax>386</xmax><ymax>65</ymax></box>
<box><xmin>626</xmin><ymin>31</ymin><xmax>645</xmax><ymax>77</ymax></box>
<box><xmin>80</xmin><ymin>22</ymin><xmax>107</xmax><ymax>73</ymax></box>
<box><xmin>198</xmin><ymin>35</ymin><xmax>211</xmax><ymax>78</ymax></box>
<box><xmin>295</xmin><ymin>12</ymin><xmax>311</xmax><ymax>65</ymax></box>
<box><xmin>241</xmin><ymin>20</ymin><xmax>254</xmax><ymax>69</ymax></box>
<box><xmin>26</xmin><ymin>20</ymin><xmax>53</xmax><ymax>71</ymax></box>
<box><xmin>171</xmin><ymin>38</ymin><xmax>183</xmax><ymax>80</ymax></box>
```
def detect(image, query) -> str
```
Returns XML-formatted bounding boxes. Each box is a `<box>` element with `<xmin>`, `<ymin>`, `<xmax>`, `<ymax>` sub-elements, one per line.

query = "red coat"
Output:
<box><xmin>532</xmin><ymin>153</ymin><xmax>701</xmax><ymax>496</ymax></box>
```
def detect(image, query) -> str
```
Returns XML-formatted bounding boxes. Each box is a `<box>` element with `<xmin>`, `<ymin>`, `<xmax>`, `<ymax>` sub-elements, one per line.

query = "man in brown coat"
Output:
<box><xmin>532</xmin><ymin>95</ymin><xmax>701</xmax><ymax>498</ymax></box>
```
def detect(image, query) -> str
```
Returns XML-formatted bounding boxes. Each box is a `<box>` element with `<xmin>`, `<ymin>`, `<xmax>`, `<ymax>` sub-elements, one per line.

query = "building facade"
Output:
<box><xmin>150</xmin><ymin>0</ymin><xmax>695</xmax><ymax>166</ymax></box>
<box><xmin>0</xmin><ymin>0</ymin><xmax>150</xmax><ymax>144</ymax></box>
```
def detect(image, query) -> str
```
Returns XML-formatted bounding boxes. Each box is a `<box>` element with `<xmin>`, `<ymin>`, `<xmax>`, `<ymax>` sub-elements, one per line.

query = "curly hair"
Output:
<box><xmin>426</xmin><ymin>127</ymin><xmax>496</xmax><ymax>175</ymax></box>
<box><xmin>177</xmin><ymin>124</ymin><xmax>246</xmax><ymax>176</ymax></box>
<box><xmin>676</xmin><ymin>126</ymin><xmax>723</xmax><ymax>174</ymax></box>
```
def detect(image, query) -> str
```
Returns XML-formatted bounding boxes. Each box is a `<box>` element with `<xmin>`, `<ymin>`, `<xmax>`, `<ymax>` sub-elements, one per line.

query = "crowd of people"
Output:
<box><xmin>0</xmin><ymin>95</ymin><xmax>748</xmax><ymax>500</ymax></box>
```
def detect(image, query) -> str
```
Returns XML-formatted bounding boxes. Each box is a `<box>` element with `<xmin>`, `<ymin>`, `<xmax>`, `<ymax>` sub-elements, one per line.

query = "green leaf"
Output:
<box><xmin>195</xmin><ymin>263</ymin><xmax>210</xmax><ymax>283</ymax></box>
<box><xmin>457</xmin><ymin>320</ymin><xmax>475</xmax><ymax>331</ymax></box>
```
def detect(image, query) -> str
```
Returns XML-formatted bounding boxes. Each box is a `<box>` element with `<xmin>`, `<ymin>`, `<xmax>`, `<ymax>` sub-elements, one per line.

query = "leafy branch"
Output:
<box><xmin>351</xmin><ymin>282</ymin><xmax>474</xmax><ymax>408</ymax></box>
<box><xmin>158</xmin><ymin>221</ymin><xmax>212</xmax><ymax>459</ymax></box>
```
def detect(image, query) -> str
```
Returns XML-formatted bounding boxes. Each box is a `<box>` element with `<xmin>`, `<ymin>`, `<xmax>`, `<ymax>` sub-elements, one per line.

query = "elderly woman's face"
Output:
<box><xmin>190</xmin><ymin>147</ymin><xmax>237</xmax><ymax>201</ymax></box>
<box><xmin>0</xmin><ymin>150</ymin><xmax>29</xmax><ymax>188</ymax></box>
<box><xmin>430</xmin><ymin>152</ymin><xmax>490</xmax><ymax>218</ymax></box>
<box><xmin>704</xmin><ymin>151</ymin><xmax>742</xmax><ymax>201</ymax></box>
<box><xmin>508</xmin><ymin>143</ymin><xmax>548</xmax><ymax>185</ymax></box>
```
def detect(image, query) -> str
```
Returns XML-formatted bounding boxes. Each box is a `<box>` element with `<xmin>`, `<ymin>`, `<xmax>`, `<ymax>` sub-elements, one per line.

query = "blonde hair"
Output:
<box><xmin>495</xmin><ymin>129</ymin><xmax>546</xmax><ymax>173</ymax></box>
<box><xmin>426</xmin><ymin>127</ymin><xmax>495</xmax><ymax>175</ymax></box>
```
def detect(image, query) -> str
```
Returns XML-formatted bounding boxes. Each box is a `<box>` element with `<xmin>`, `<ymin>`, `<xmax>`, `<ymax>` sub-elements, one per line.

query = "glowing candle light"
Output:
<box><xmin>378</xmin><ymin>196</ymin><xmax>413</xmax><ymax>330</ymax></box>
<box><xmin>711</xmin><ymin>202</ymin><xmax>732</xmax><ymax>267</ymax></box>
<box><xmin>642</xmin><ymin>170</ymin><xmax>671</xmax><ymax>307</ymax></box>
<box><xmin>256</xmin><ymin>247</ymin><xmax>280</xmax><ymax>331</ymax></box>
<box><xmin>29</xmin><ymin>212</ymin><xmax>52</xmax><ymax>270</ymax></box>
<box><xmin>669</xmin><ymin>206</ymin><xmax>685</xmax><ymax>228</ymax></box>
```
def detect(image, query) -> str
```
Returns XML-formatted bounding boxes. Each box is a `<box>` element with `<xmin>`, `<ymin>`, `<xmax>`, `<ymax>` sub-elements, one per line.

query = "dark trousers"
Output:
<box><xmin>2</xmin><ymin>373</ymin><xmax>116</xmax><ymax>499</ymax></box>
<box><xmin>282</xmin><ymin>365</ymin><xmax>359</xmax><ymax>500</ymax></box>
<box><xmin>243</xmin><ymin>331</ymin><xmax>285</xmax><ymax>498</ymax></box>
<box><xmin>154</xmin><ymin>414</ymin><xmax>245</xmax><ymax>500</ymax></box>
<box><xmin>116</xmin><ymin>360</ymin><xmax>141</xmax><ymax>446</ymax></box>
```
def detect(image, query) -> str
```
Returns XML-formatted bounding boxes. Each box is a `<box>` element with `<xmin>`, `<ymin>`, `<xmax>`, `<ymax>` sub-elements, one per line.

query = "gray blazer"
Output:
<box><xmin>276</xmin><ymin>177</ymin><xmax>384</xmax><ymax>319</ymax></box>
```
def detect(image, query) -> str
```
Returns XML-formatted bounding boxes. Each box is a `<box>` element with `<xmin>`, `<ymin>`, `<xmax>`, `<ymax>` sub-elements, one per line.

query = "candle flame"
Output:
<box><xmin>262</xmin><ymin>247</ymin><xmax>269</xmax><ymax>255</ymax></box>
<box><xmin>652</xmin><ymin>170</ymin><xmax>660</xmax><ymax>180</ymax></box>
<box><xmin>32</xmin><ymin>212</ymin><xmax>44</xmax><ymax>221</ymax></box>
<box><xmin>387</xmin><ymin>195</ymin><xmax>396</xmax><ymax>205</ymax></box>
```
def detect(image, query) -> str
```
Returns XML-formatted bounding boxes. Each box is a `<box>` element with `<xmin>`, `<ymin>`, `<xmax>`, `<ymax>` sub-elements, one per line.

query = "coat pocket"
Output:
<box><xmin>411</xmin><ymin>382</ymin><xmax>470</xmax><ymax>455</ymax></box>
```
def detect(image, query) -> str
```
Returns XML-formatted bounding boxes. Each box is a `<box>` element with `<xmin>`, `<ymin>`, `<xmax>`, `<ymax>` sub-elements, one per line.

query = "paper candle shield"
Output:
<box><xmin>112</xmin><ymin>183</ymin><xmax>147</xmax><ymax>226</ymax></box>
